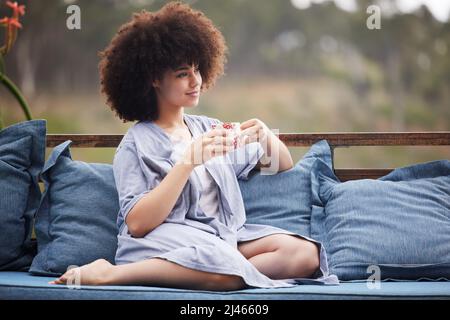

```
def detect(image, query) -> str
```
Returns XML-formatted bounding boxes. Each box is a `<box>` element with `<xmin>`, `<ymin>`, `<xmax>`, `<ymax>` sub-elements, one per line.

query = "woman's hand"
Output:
<box><xmin>239</xmin><ymin>118</ymin><xmax>270</xmax><ymax>145</ymax></box>
<box><xmin>180</xmin><ymin>128</ymin><xmax>235</xmax><ymax>167</ymax></box>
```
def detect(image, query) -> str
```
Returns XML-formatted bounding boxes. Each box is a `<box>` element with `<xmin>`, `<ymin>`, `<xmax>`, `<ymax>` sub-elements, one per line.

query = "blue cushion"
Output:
<box><xmin>0</xmin><ymin>120</ymin><xmax>46</xmax><ymax>271</ymax></box>
<box><xmin>239</xmin><ymin>140</ymin><xmax>333</xmax><ymax>237</ymax></box>
<box><xmin>310</xmin><ymin>158</ymin><xmax>450</xmax><ymax>281</ymax></box>
<box><xmin>29</xmin><ymin>141</ymin><xmax>119</xmax><ymax>276</ymax></box>
<box><xmin>1</xmin><ymin>271</ymin><xmax>450</xmax><ymax>300</ymax></box>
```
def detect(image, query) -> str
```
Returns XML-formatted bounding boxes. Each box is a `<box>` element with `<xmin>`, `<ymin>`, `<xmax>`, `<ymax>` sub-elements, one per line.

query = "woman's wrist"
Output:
<box><xmin>175</xmin><ymin>158</ymin><xmax>197</xmax><ymax>170</ymax></box>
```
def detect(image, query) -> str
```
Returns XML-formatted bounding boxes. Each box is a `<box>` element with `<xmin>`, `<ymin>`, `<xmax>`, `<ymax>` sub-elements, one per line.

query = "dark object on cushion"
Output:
<box><xmin>30</xmin><ymin>140</ymin><xmax>119</xmax><ymax>276</ymax></box>
<box><xmin>311</xmin><ymin>158</ymin><xmax>450</xmax><ymax>281</ymax></box>
<box><xmin>0</xmin><ymin>120</ymin><xmax>45</xmax><ymax>271</ymax></box>
<box><xmin>239</xmin><ymin>140</ymin><xmax>333</xmax><ymax>238</ymax></box>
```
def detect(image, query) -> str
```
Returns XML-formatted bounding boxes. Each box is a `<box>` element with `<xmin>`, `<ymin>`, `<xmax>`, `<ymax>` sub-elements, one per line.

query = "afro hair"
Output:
<box><xmin>98</xmin><ymin>1</ymin><xmax>229</xmax><ymax>123</ymax></box>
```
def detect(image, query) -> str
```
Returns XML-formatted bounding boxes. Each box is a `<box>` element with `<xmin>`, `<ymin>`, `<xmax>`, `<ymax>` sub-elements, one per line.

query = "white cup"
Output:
<box><xmin>211</xmin><ymin>122</ymin><xmax>242</xmax><ymax>149</ymax></box>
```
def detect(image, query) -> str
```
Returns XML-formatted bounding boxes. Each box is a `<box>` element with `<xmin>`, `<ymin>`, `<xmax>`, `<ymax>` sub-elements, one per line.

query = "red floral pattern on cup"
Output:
<box><xmin>211</xmin><ymin>122</ymin><xmax>240</xmax><ymax>149</ymax></box>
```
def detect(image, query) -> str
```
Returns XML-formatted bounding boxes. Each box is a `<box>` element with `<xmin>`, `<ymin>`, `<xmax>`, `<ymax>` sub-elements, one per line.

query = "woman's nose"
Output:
<box><xmin>190</xmin><ymin>74</ymin><xmax>201</xmax><ymax>87</ymax></box>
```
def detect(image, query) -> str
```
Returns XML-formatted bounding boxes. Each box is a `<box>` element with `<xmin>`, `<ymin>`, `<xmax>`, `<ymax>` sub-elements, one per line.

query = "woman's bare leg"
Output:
<box><xmin>49</xmin><ymin>258</ymin><xmax>246</xmax><ymax>291</ymax></box>
<box><xmin>238</xmin><ymin>234</ymin><xmax>320</xmax><ymax>279</ymax></box>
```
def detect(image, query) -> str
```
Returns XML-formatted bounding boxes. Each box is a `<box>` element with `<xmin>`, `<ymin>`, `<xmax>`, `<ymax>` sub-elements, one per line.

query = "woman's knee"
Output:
<box><xmin>294</xmin><ymin>241</ymin><xmax>320</xmax><ymax>277</ymax></box>
<box><xmin>276</xmin><ymin>237</ymin><xmax>320</xmax><ymax>277</ymax></box>
<box><xmin>204</xmin><ymin>273</ymin><xmax>246</xmax><ymax>291</ymax></box>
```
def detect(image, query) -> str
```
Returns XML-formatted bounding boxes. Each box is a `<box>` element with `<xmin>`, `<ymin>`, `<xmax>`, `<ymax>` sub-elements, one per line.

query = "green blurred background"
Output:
<box><xmin>1</xmin><ymin>0</ymin><xmax>449</xmax><ymax>168</ymax></box>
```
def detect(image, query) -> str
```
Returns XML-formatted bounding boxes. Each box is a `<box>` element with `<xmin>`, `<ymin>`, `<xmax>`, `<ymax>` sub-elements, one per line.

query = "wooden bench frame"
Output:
<box><xmin>46</xmin><ymin>132</ymin><xmax>450</xmax><ymax>182</ymax></box>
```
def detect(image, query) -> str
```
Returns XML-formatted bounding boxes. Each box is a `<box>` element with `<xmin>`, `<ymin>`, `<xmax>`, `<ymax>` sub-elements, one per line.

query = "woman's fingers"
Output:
<box><xmin>48</xmin><ymin>268</ymin><xmax>75</xmax><ymax>285</ymax></box>
<box><xmin>202</xmin><ymin>135</ymin><xmax>233</xmax><ymax>146</ymax></box>
<box><xmin>55</xmin><ymin>276</ymin><xmax>66</xmax><ymax>284</ymax></box>
<box><xmin>210</xmin><ymin>144</ymin><xmax>234</xmax><ymax>156</ymax></box>
<box><xmin>189</xmin><ymin>128</ymin><xmax>239</xmax><ymax>164</ymax></box>
<box><xmin>205</xmin><ymin>128</ymin><xmax>228</xmax><ymax>138</ymax></box>
<box><xmin>211</xmin><ymin>135</ymin><xmax>234</xmax><ymax>146</ymax></box>
<box><xmin>239</xmin><ymin>126</ymin><xmax>258</xmax><ymax>138</ymax></box>
<box><xmin>240</xmin><ymin>125</ymin><xmax>267</xmax><ymax>143</ymax></box>
<box><xmin>48</xmin><ymin>278</ymin><xmax>62</xmax><ymax>285</ymax></box>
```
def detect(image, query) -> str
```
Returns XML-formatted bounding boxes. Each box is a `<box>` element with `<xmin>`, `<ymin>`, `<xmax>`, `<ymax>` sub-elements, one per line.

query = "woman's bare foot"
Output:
<box><xmin>48</xmin><ymin>259</ymin><xmax>114</xmax><ymax>286</ymax></box>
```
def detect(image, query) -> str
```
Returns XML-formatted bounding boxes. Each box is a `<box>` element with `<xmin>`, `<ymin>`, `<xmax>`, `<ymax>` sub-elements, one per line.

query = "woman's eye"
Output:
<box><xmin>177</xmin><ymin>69</ymin><xmax>200</xmax><ymax>78</ymax></box>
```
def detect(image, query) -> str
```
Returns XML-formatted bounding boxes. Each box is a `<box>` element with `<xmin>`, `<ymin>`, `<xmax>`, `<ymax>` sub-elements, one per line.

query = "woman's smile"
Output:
<box><xmin>186</xmin><ymin>91</ymin><xmax>199</xmax><ymax>98</ymax></box>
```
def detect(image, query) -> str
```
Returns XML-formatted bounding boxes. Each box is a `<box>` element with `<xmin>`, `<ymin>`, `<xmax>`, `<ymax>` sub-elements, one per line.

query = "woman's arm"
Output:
<box><xmin>126</xmin><ymin>127</ymin><xmax>233</xmax><ymax>238</ymax></box>
<box><xmin>256</xmin><ymin>129</ymin><xmax>293</xmax><ymax>172</ymax></box>
<box><xmin>126</xmin><ymin>162</ymin><xmax>194</xmax><ymax>238</ymax></box>
<box><xmin>239</xmin><ymin>118</ymin><xmax>294</xmax><ymax>173</ymax></box>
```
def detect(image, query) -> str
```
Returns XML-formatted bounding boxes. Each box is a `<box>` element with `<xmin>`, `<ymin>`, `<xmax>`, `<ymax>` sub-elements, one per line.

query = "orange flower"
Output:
<box><xmin>6</xmin><ymin>1</ymin><xmax>26</xmax><ymax>18</ymax></box>
<box><xmin>0</xmin><ymin>17</ymin><xmax>22</xmax><ymax>29</ymax></box>
<box><xmin>1</xmin><ymin>2</ymin><xmax>25</xmax><ymax>55</ymax></box>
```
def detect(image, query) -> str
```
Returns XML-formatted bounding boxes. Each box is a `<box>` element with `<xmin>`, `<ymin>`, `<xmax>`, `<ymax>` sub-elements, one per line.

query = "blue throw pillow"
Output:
<box><xmin>239</xmin><ymin>140</ymin><xmax>333</xmax><ymax>237</ymax></box>
<box><xmin>0</xmin><ymin>120</ymin><xmax>45</xmax><ymax>271</ymax></box>
<box><xmin>310</xmin><ymin>158</ymin><xmax>450</xmax><ymax>281</ymax></box>
<box><xmin>29</xmin><ymin>140</ymin><xmax>119</xmax><ymax>276</ymax></box>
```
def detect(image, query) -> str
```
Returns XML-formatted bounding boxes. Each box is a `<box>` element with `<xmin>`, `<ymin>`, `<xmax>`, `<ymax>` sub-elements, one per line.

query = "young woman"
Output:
<box><xmin>50</xmin><ymin>1</ymin><xmax>337</xmax><ymax>291</ymax></box>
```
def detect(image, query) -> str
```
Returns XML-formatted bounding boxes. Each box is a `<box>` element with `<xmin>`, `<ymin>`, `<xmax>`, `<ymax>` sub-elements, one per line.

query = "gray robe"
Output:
<box><xmin>113</xmin><ymin>113</ymin><xmax>338</xmax><ymax>288</ymax></box>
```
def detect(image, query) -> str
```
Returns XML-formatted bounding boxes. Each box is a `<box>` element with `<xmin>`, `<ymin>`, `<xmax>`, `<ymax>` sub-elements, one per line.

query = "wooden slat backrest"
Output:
<box><xmin>46</xmin><ymin>132</ymin><xmax>450</xmax><ymax>181</ymax></box>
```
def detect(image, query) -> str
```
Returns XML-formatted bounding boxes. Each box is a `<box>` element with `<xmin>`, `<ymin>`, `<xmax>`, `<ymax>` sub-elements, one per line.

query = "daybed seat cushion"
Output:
<box><xmin>0</xmin><ymin>271</ymin><xmax>449</xmax><ymax>300</ymax></box>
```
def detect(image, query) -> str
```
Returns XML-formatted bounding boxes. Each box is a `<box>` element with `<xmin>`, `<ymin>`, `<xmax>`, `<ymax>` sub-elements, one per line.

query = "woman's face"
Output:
<box><xmin>152</xmin><ymin>63</ymin><xmax>202</xmax><ymax>109</ymax></box>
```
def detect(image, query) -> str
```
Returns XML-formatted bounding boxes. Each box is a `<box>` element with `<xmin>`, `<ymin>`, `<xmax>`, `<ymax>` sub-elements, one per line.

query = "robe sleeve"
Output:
<box><xmin>113</xmin><ymin>141</ymin><xmax>156</xmax><ymax>225</ymax></box>
<box><xmin>205</xmin><ymin>116</ymin><xmax>265</xmax><ymax>181</ymax></box>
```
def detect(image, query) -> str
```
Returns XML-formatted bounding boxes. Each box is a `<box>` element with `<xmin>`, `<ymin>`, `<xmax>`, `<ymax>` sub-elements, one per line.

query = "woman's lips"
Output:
<box><xmin>186</xmin><ymin>91</ymin><xmax>199</xmax><ymax>97</ymax></box>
